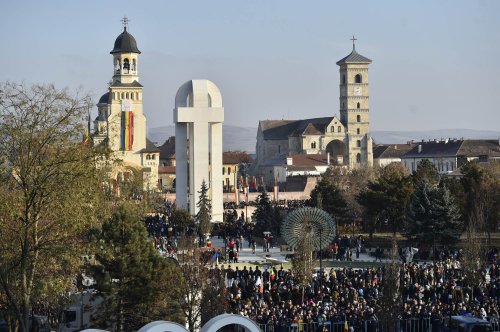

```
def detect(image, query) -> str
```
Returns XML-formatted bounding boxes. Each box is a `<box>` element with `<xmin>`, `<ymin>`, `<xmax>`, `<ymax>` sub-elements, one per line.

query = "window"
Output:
<box><xmin>342</xmin><ymin>74</ymin><xmax>346</xmax><ymax>84</ymax></box>
<box><xmin>152</xmin><ymin>154</ymin><xmax>156</xmax><ymax>160</ymax></box>
<box><xmin>123</xmin><ymin>58</ymin><xmax>130</xmax><ymax>71</ymax></box>
<box><xmin>356</xmin><ymin>153</ymin><xmax>361</xmax><ymax>163</ymax></box>
<box><xmin>357</xmin><ymin>115</ymin><xmax>361</xmax><ymax>122</ymax></box>
<box><xmin>356</xmin><ymin>140</ymin><xmax>361</xmax><ymax>147</ymax></box>
<box><xmin>331</xmin><ymin>126</ymin><xmax>334</xmax><ymax>132</ymax></box>
<box><xmin>132</xmin><ymin>59</ymin><xmax>136</xmax><ymax>71</ymax></box>
<box><xmin>357</xmin><ymin>128</ymin><xmax>360</xmax><ymax>134</ymax></box>
<box><xmin>146</xmin><ymin>155</ymin><xmax>150</xmax><ymax>160</ymax></box>
<box><xmin>338</xmin><ymin>126</ymin><xmax>341</xmax><ymax>132</ymax></box>
<box><xmin>228</xmin><ymin>167</ymin><xmax>231</xmax><ymax>175</ymax></box>
<box><xmin>357</xmin><ymin>102</ymin><xmax>361</xmax><ymax>109</ymax></box>
<box><xmin>222</xmin><ymin>167</ymin><xmax>225</xmax><ymax>175</ymax></box>
<box><xmin>355</xmin><ymin>74</ymin><xmax>362</xmax><ymax>83</ymax></box>
<box><xmin>311</xmin><ymin>142</ymin><xmax>316</xmax><ymax>149</ymax></box>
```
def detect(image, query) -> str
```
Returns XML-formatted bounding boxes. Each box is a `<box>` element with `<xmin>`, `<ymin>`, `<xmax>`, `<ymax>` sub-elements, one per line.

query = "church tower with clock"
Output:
<box><xmin>93</xmin><ymin>18</ymin><xmax>159</xmax><ymax>191</ymax></box>
<box><xmin>337</xmin><ymin>36</ymin><xmax>373</xmax><ymax>168</ymax></box>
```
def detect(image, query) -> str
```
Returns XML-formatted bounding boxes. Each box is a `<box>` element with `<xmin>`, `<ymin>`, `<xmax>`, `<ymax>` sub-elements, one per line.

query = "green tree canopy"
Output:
<box><xmin>308</xmin><ymin>177</ymin><xmax>349</xmax><ymax>225</ymax></box>
<box><xmin>196</xmin><ymin>180</ymin><xmax>212</xmax><ymax>240</ymax></box>
<box><xmin>405</xmin><ymin>182</ymin><xmax>462</xmax><ymax>246</ymax></box>
<box><xmin>0</xmin><ymin>82</ymin><xmax>105</xmax><ymax>332</ymax></box>
<box><xmin>252</xmin><ymin>188</ymin><xmax>279</xmax><ymax>236</ymax></box>
<box><xmin>91</xmin><ymin>204</ymin><xmax>184</xmax><ymax>331</ymax></box>
<box><xmin>357</xmin><ymin>163</ymin><xmax>414</xmax><ymax>235</ymax></box>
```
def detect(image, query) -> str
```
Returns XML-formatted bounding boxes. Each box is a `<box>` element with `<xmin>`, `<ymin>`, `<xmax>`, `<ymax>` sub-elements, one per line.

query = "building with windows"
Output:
<box><xmin>254</xmin><ymin>39</ymin><xmax>374</xmax><ymax>186</ymax></box>
<box><xmin>92</xmin><ymin>22</ymin><xmax>159</xmax><ymax>191</ymax></box>
<box><xmin>401</xmin><ymin>139</ymin><xmax>500</xmax><ymax>174</ymax></box>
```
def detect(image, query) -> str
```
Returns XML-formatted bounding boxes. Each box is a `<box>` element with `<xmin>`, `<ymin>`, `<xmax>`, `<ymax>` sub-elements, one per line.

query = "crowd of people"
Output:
<box><xmin>202</xmin><ymin>256</ymin><xmax>500</xmax><ymax>330</ymax></box>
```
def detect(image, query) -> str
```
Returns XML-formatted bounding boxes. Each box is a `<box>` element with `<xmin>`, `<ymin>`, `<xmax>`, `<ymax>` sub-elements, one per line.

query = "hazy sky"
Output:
<box><xmin>1</xmin><ymin>0</ymin><xmax>499</xmax><ymax>131</ymax></box>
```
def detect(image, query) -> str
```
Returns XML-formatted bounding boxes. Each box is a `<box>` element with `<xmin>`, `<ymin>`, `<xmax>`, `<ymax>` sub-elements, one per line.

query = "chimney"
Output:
<box><xmin>418</xmin><ymin>145</ymin><xmax>422</xmax><ymax>153</ymax></box>
<box><xmin>327</xmin><ymin>152</ymin><xmax>330</xmax><ymax>166</ymax></box>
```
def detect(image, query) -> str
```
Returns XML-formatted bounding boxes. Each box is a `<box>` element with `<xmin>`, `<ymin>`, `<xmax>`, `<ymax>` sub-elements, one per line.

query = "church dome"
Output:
<box><xmin>98</xmin><ymin>92</ymin><xmax>110</xmax><ymax>104</ymax></box>
<box><xmin>110</xmin><ymin>27</ymin><xmax>141</xmax><ymax>54</ymax></box>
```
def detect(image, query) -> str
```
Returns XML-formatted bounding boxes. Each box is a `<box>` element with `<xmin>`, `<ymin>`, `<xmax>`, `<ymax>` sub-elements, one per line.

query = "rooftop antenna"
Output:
<box><xmin>121</xmin><ymin>16</ymin><xmax>130</xmax><ymax>31</ymax></box>
<box><xmin>350</xmin><ymin>35</ymin><xmax>357</xmax><ymax>51</ymax></box>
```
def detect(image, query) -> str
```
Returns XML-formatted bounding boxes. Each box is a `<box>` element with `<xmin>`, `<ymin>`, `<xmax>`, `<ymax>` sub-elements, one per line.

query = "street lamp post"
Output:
<box><xmin>319</xmin><ymin>228</ymin><xmax>323</xmax><ymax>289</ymax></box>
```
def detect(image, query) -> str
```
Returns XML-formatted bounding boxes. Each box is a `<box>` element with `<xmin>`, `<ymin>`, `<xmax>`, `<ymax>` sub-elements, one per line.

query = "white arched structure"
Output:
<box><xmin>137</xmin><ymin>321</ymin><xmax>188</xmax><ymax>332</ymax></box>
<box><xmin>174</xmin><ymin>80</ymin><xmax>224</xmax><ymax>222</ymax></box>
<box><xmin>201</xmin><ymin>314</ymin><xmax>262</xmax><ymax>332</ymax></box>
<box><xmin>82</xmin><ymin>314</ymin><xmax>261</xmax><ymax>332</ymax></box>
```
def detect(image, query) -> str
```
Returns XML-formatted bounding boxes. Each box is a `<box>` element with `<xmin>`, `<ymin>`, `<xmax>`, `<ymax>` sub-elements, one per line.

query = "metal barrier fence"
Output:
<box><xmin>256</xmin><ymin>318</ymin><xmax>436</xmax><ymax>332</ymax></box>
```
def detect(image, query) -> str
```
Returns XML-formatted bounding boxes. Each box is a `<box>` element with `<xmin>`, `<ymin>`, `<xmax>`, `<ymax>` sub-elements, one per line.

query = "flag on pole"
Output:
<box><xmin>82</xmin><ymin>111</ymin><xmax>91</xmax><ymax>145</ymax></box>
<box><xmin>273</xmin><ymin>174</ymin><xmax>279</xmax><ymax>202</ymax></box>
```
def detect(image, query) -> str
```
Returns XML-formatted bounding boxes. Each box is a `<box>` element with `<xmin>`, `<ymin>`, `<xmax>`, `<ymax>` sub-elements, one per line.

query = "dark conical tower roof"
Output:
<box><xmin>110</xmin><ymin>27</ymin><xmax>141</xmax><ymax>54</ymax></box>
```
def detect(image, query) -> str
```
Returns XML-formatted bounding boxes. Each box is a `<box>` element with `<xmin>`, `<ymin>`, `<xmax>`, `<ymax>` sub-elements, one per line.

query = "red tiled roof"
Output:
<box><xmin>223</xmin><ymin>151</ymin><xmax>253</xmax><ymax>165</ymax></box>
<box><xmin>158</xmin><ymin>166</ymin><xmax>176</xmax><ymax>174</ymax></box>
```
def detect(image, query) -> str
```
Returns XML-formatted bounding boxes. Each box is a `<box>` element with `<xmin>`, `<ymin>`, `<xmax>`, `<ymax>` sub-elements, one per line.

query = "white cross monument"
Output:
<box><xmin>174</xmin><ymin>80</ymin><xmax>224</xmax><ymax>222</ymax></box>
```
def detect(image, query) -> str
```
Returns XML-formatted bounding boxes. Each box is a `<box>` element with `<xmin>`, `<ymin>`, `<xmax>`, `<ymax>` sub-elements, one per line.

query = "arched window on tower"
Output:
<box><xmin>331</xmin><ymin>126</ymin><xmax>334</xmax><ymax>133</ymax></box>
<box><xmin>132</xmin><ymin>59</ymin><xmax>136</xmax><ymax>71</ymax></box>
<box><xmin>123</xmin><ymin>58</ymin><xmax>130</xmax><ymax>73</ymax></box>
<box><xmin>338</xmin><ymin>126</ymin><xmax>342</xmax><ymax>132</ymax></box>
<box><xmin>357</xmin><ymin>128</ymin><xmax>360</xmax><ymax>135</ymax></box>
<box><xmin>342</xmin><ymin>74</ymin><xmax>346</xmax><ymax>84</ymax></box>
<box><xmin>356</xmin><ymin>153</ymin><xmax>361</xmax><ymax>163</ymax></box>
<box><xmin>356</xmin><ymin>140</ymin><xmax>361</xmax><ymax>147</ymax></box>
<box><xmin>357</xmin><ymin>115</ymin><xmax>361</xmax><ymax>122</ymax></box>
<box><xmin>355</xmin><ymin>74</ymin><xmax>362</xmax><ymax>83</ymax></box>
<box><xmin>115</xmin><ymin>59</ymin><xmax>121</xmax><ymax>73</ymax></box>
<box><xmin>357</xmin><ymin>102</ymin><xmax>361</xmax><ymax>109</ymax></box>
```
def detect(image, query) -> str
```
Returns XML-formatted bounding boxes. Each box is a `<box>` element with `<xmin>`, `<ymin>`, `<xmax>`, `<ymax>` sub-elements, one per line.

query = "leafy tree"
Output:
<box><xmin>309</xmin><ymin>178</ymin><xmax>349</xmax><ymax>226</ymax></box>
<box><xmin>91</xmin><ymin>204</ymin><xmax>184</xmax><ymax>331</ymax></box>
<box><xmin>460</xmin><ymin>161</ymin><xmax>500</xmax><ymax>239</ymax></box>
<box><xmin>170</xmin><ymin>206</ymin><xmax>193</xmax><ymax>235</ymax></box>
<box><xmin>412</xmin><ymin>159</ymin><xmax>440</xmax><ymax>186</ymax></box>
<box><xmin>196</xmin><ymin>180</ymin><xmax>212</xmax><ymax>242</ymax></box>
<box><xmin>0</xmin><ymin>82</ymin><xmax>104</xmax><ymax>332</ymax></box>
<box><xmin>405</xmin><ymin>182</ymin><xmax>462</xmax><ymax>246</ymax></box>
<box><xmin>252</xmin><ymin>188</ymin><xmax>277</xmax><ymax>236</ymax></box>
<box><xmin>357</xmin><ymin>163</ymin><xmax>413</xmax><ymax>235</ymax></box>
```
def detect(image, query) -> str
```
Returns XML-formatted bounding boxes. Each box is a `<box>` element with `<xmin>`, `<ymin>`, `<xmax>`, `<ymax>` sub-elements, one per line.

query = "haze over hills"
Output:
<box><xmin>148</xmin><ymin>125</ymin><xmax>500</xmax><ymax>154</ymax></box>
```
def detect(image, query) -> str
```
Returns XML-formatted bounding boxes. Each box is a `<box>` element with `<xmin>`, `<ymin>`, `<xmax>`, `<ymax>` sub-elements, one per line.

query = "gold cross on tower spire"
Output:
<box><xmin>121</xmin><ymin>16</ymin><xmax>130</xmax><ymax>30</ymax></box>
<box><xmin>350</xmin><ymin>35</ymin><xmax>357</xmax><ymax>51</ymax></box>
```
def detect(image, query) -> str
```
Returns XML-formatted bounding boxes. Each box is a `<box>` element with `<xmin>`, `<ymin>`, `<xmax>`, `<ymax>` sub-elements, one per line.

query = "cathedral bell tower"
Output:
<box><xmin>106</xmin><ymin>17</ymin><xmax>146</xmax><ymax>154</ymax></box>
<box><xmin>337</xmin><ymin>36</ymin><xmax>373</xmax><ymax>168</ymax></box>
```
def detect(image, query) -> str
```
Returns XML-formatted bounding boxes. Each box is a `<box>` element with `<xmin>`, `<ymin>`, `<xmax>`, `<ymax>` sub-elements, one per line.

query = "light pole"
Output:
<box><xmin>319</xmin><ymin>227</ymin><xmax>323</xmax><ymax>288</ymax></box>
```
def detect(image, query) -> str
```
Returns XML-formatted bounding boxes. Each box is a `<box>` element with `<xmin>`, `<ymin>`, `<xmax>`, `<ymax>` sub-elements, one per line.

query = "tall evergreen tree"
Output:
<box><xmin>91</xmin><ymin>204</ymin><xmax>184</xmax><ymax>331</ymax></box>
<box><xmin>309</xmin><ymin>178</ymin><xmax>349</xmax><ymax>225</ymax></box>
<box><xmin>357</xmin><ymin>163</ymin><xmax>413</xmax><ymax>235</ymax></box>
<box><xmin>405</xmin><ymin>182</ymin><xmax>462</xmax><ymax>246</ymax></box>
<box><xmin>252</xmin><ymin>188</ymin><xmax>276</xmax><ymax>236</ymax></box>
<box><xmin>196</xmin><ymin>180</ymin><xmax>212</xmax><ymax>242</ymax></box>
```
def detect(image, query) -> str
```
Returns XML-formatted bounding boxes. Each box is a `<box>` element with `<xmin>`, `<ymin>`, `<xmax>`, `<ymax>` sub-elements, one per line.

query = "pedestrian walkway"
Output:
<box><xmin>209</xmin><ymin>236</ymin><xmax>393</xmax><ymax>269</ymax></box>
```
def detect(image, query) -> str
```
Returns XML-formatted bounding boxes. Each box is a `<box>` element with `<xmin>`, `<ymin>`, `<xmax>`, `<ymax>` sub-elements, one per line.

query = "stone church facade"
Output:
<box><xmin>255</xmin><ymin>41</ymin><xmax>374</xmax><ymax>185</ymax></box>
<box><xmin>92</xmin><ymin>23</ymin><xmax>159</xmax><ymax>191</ymax></box>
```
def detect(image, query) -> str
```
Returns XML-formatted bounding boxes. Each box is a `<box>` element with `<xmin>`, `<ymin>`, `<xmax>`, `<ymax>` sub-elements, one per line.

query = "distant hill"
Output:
<box><xmin>371</xmin><ymin>129</ymin><xmax>500</xmax><ymax>144</ymax></box>
<box><xmin>148</xmin><ymin>126</ymin><xmax>500</xmax><ymax>153</ymax></box>
<box><xmin>148</xmin><ymin>125</ymin><xmax>257</xmax><ymax>153</ymax></box>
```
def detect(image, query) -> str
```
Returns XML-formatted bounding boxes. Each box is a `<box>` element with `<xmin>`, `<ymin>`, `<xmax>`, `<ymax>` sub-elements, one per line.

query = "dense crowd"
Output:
<box><xmin>205</xmin><ymin>257</ymin><xmax>500</xmax><ymax>329</ymax></box>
